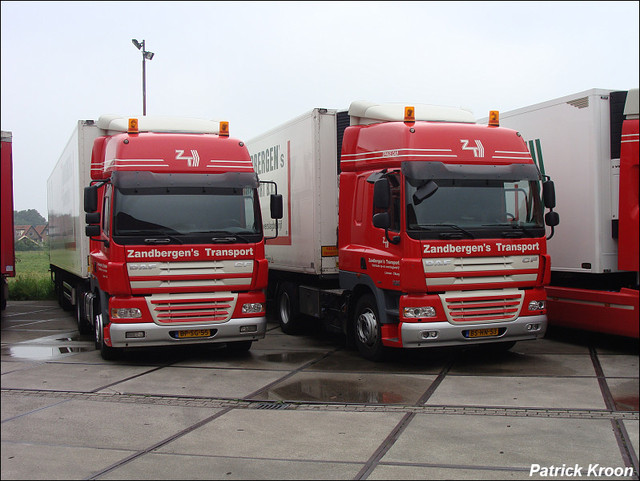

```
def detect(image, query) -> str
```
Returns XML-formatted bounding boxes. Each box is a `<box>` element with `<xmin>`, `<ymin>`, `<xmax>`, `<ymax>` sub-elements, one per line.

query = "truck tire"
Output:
<box><xmin>353</xmin><ymin>293</ymin><xmax>387</xmax><ymax>361</ymax></box>
<box><xmin>75</xmin><ymin>288</ymin><xmax>92</xmax><ymax>335</ymax></box>
<box><xmin>276</xmin><ymin>282</ymin><xmax>302</xmax><ymax>334</ymax></box>
<box><xmin>94</xmin><ymin>306</ymin><xmax>117</xmax><ymax>361</ymax></box>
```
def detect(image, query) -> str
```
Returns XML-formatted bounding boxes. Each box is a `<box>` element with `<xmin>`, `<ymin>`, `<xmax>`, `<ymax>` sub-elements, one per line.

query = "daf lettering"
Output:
<box><xmin>424</xmin><ymin>259</ymin><xmax>453</xmax><ymax>266</ymax></box>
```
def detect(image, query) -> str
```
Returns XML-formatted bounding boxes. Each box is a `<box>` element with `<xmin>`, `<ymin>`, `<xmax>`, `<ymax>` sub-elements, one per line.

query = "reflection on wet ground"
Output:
<box><xmin>1</xmin><ymin>344</ymin><xmax>92</xmax><ymax>360</ymax></box>
<box><xmin>266</xmin><ymin>376</ymin><xmax>407</xmax><ymax>404</ymax></box>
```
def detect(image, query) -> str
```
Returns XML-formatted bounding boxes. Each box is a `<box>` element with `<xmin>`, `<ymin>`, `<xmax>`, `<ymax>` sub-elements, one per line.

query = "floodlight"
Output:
<box><xmin>132</xmin><ymin>39</ymin><xmax>142</xmax><ymax>50</ymax></box>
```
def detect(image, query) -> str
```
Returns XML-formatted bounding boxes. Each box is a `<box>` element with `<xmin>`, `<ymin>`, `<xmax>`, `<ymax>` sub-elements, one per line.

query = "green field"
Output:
<box><xmin>8</xmin><ymin>249</ymin><xmax>56</xmax><ymax>300</ymax></box>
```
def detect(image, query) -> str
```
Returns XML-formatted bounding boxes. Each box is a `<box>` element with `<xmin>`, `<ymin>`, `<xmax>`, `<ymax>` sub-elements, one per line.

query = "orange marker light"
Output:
<box><xmin>489</xmin><ymin>110</ymin><xmax>500</xmax><ymax>127</ymax></box>
<box><xmin>219</xmin><ymin>121</ymin><xmax>229</xmax><ymax>137</ymax></box>
<box><xmin>404</xmin><ymin>106</ymin><xmax>415</xmax><ymax>122</ymax></box>
<box><xmin>128</xmin><ymin>118</ymin><xmax>139</xmax><ymax>133</ymax></box>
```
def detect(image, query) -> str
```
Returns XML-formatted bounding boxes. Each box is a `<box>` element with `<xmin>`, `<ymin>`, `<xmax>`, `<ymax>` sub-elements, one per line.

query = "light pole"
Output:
<box><xmin>131</xmin><ymin>39</ymin><xmax>154</xmax><ymax>115</ymax></box>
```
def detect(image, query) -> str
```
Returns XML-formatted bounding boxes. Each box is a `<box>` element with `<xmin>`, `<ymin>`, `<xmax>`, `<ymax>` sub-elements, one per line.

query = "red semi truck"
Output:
<box><xmin>248</xmin><ymin>102</ymin><xmax>559</xmax><ymax>360</ymax></box>
<box><xmin>497</xmin><ymin>89</ymin><xmax>639</xmax><ymax>338</ymax></box>
<box><xmin>1</xmin><ymin>130</ymin><xmax>16</xmax><ymax>311</ymax></box>
<box><xmin>47</xmin><ymin>116</ymin><xmax>281</xmax><ymax>359</ymax></box>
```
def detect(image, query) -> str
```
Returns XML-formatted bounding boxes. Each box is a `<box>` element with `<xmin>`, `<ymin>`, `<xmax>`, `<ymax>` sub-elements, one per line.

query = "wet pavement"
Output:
<box><xmin>1</xmin><ymin>300</ymin><xmax>638</xmax><ymax>480</ymax></box>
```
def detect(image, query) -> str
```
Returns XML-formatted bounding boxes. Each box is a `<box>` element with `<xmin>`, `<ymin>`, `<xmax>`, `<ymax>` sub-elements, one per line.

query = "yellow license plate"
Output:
<box><xmin>468</xmin><ymin>328</ymin><xmax>500</xmax><ymax>338</ymax></box>
<box><xmin>177</xmin><ymin>329</ymin><xmax>211</xmax><ymax>339</ymax></box>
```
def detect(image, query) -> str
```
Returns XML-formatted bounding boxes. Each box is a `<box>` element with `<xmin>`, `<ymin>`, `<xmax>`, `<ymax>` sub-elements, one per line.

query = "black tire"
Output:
<box><xmin>75</xmin><ymin>288</ymin><xmax>92</xmax><ymax>335</ymax></box>
<box><xmin>353</xmin><ymin>293</ymin><xmax>387</xmax><ymax>361</ymax></box>
<box><xmin>226</xmin><ymin>340</ymin><xmax>253</xmax><ymax>352</ymax></box>
<box><xmin>94</xmin><ymin>299</ymin><xmax>117</xmax><ymax>361</ymax></box>
<box><xmin>276</xmin><ymin>282</ymin><xmax>302</xmax><ymax>334</ymax></box>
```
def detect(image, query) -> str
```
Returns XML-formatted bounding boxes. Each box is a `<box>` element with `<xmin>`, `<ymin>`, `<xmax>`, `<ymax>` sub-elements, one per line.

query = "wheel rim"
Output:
<box><xmin>279</xmin><ymin>291</ymin><xmax>291</xmax><ymax>325</ymax></box>
<box><xmin>356</xmin><ymin>308</ymin><xmax>378</xmax><ymax>347</ymax></box>
<box><xmin>95</xmin><ymin>313</ymin><xmax>103</xmax><ymax>346</ymax></box>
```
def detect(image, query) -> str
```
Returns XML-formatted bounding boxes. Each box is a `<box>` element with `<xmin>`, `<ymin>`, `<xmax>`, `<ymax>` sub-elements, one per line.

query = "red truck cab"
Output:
<box><xmin>338</xmin><ymin>103</ymin><xmax>558</xmax><ymax>359</ymax></box>
<box><xmin>82</xmin><ymin>116</ymin><xmax>279</xmax><ymax>358</ymax></box>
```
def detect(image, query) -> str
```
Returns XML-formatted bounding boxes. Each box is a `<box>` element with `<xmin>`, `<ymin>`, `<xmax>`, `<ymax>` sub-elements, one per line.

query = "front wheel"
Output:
<box><xmin>94</xmin><ymin>311</ymin><xmax>117</xmax><ymax>361</ymax></box>
<box><xmin>353</xmin><ymin>294</ymin><xmax>387</xmax><ymax>361</ymax></box>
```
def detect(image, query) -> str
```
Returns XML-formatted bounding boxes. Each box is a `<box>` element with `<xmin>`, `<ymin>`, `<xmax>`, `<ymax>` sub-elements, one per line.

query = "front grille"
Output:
<box><xmin>423</xmin><ymin>255</ymin><xmax>539</xmax><ymax>291</ymax></box>
<box><xmin>439</xmin><ymin>289</ymin><xmax>524</xmax><ymax>324</ymax></box>
<box><xmin>146</xmin><ymin>293</ymin><xmax>238</xmax><ymax>325</ymax></box>
<box><xmin>127</xmin><ymin>260</ymin><xmax>254</xmax><ymax>294</ymax></box>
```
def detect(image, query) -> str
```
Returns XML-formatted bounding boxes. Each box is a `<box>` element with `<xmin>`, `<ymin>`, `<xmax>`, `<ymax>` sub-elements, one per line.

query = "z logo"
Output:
<box><xmin>175</xmin><ymin>149</ymin><xmax>200</xmax><ymax>167</ymax></box>
<box><xmin>460</xmin><ymin>139</ymin><xmax>485</xmax><ymax>158</ymax></box>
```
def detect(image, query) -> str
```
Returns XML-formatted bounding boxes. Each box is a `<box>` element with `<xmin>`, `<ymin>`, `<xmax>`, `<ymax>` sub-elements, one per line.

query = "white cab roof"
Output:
<box><xmin>96</xmin><ymin>115</ymin><xmax>222</xmax><ymax>134</ymax></box>
<box><xmin>348</xmin><ymin>101</ymin><xmax>475</xmax><ymax>125</ymax></box>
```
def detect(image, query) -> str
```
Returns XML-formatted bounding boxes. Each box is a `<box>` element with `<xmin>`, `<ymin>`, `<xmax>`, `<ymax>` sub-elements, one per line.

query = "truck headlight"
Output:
<box><xmin>242</xmin><ymin>303</ymin><xmax>264</xmax><ymax>314</ymax></box>
<box><xmin>111</xmin><ymin>308</ymin><xmax>142</xmax><ymax>319</ymax></box>
<box><xmin>528</xmin><ymin>300</ymin><xmax>546</xmax><ymax>311</ymax></box>
<box><xmin>403</xmin><ymin>306</ymin><xmax>436</xmax><ymax>318</ymax></box>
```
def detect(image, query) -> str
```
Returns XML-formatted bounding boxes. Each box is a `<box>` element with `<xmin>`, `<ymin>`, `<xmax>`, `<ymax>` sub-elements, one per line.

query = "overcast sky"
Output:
<box><xmin>1</xmin><ymin>1</ymin><xmax>639</xmax><ymax>217</ymax></box>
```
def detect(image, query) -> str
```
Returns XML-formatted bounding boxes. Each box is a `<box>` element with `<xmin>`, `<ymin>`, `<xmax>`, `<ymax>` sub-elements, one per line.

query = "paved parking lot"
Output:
<box><xmin>1</xmin><ymin>300</ymin><xmax>638</xmax><ymax>479</ymax></box>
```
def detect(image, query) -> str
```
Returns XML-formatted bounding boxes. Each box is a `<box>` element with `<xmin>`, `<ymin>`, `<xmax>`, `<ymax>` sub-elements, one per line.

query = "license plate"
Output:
<box><xmin>177</xmin><ymin>329</ymin><xmax>211</xmax><ymax>339</ymax></box>
<box><xmin>467</xmin><ymin>328</ymin><xmax>500</xmax><ymax>338</ymax></box>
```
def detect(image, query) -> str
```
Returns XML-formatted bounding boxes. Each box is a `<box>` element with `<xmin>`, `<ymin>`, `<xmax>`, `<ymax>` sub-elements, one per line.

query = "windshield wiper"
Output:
<box><xmin>413</xmin><ymin>224</ymin><xmax>475</xmax><ymax>239</ymax></box>
<box><xmin>143</xmin><ymin>235</ymin><xmax>183</xmax><ymax>245</ymax></box>
<box><xmin>210</xmin><ymin>231</ymin><xmax>255</xmax><ymax>244</ymax></box>
<box><xmin>482</xmin><ymin>223</ymin><xmax>538</xmax><ymax>238</ymax></box>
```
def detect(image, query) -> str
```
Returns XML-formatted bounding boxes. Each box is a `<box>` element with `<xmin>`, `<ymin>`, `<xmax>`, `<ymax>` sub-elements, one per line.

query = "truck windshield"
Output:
<box><xmin>405</xmin><ymin>178</ymin><xmax>545</xmax><ymax>240</ymax></box>
<box><xmin>113</xmin><ymin>186</ymin><xmax>262</xmax><ymax>245</ymax></box>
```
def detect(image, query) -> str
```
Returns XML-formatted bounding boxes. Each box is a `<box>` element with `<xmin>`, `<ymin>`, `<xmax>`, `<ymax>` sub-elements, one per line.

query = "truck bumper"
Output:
<box><xmin>400</xmin><ymin>314</ymin><xmax>547</xmax><ymax>348</ymax></box>
<box><xmin>107</xmin><ymin>316</ymin><xmax>267</xmax><ymax>348</ymax></box>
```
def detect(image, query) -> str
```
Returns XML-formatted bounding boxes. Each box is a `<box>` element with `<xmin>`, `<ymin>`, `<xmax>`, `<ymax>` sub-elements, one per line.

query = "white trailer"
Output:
<box><xmin>495</xmin><ymin>88</ymin><xmax>639</xmax><ymax>337</ymax></box>
<box><xmin>47</xmin><ymin>120</ymin><xmax>100</xmax><ymax>309</ymax></box>
<box><xmin>249</xmin><ymin>108</ymin><xmax>344</xmax><ymax>277</ymax></box>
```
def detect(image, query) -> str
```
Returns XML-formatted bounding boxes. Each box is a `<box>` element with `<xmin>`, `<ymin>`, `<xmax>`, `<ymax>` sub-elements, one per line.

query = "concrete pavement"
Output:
<box><xmin>1</xmin><ymin>300</ymin><xmax>638</xmax><ymax>479</ymax></box>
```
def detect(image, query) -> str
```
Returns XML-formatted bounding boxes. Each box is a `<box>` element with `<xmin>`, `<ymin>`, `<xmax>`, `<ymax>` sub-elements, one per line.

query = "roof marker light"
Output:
<box><xmin>489</xmin><ymin>110</ymin><xmax>500</xmax><ymax>127</ymax></box>
<box><xmin>404</xmin><ymin>106</ymin><xmax>415</xmax><ymax>122</ymax></box>
<box><xmin>128</xmin><ymin>118</ymin><xmax>139</xmax><ymax>133</ymax></box>
<box><xmin>219</xmin><ymin>121</ymin><xmax>229</xmax><ymax>137</ymax></box>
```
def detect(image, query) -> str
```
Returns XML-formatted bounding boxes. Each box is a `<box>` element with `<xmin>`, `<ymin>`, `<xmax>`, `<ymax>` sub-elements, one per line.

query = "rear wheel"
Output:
<box><xmin>276</xmin><ymin>282</ymin><xmax>302</xmax><ymax>334</ymax></box>
<box><xmin>75</xmin><ymin>288</ymin><xmax>92</xmax><ymax>335</ymax></box>
<box><xmin>353</xmin><ymin>294</ymin><xmax>387</xmax><ymax>361</ymax></box>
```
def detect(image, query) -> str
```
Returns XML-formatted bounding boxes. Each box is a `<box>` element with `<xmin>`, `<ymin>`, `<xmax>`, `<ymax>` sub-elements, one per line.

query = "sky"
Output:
<box><xmin>1</xmin><ymin>1</ymin><xmax>639</xmax><ymax>217</ymax></box>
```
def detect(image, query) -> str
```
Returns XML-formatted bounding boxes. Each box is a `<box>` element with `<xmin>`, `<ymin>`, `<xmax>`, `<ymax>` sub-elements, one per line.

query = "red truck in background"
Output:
<box><xmin>248</xmin><ymin>102</ymin><xmax>559</xmax><ymax>360</ymax></box>
<box><xmin>48</xmin><ymin>116</ymin><xmax>282</xmax><ymax>359</ymax></box>
<box><xmin>497</xmin><ymin>88</ymin><xmax>639</xmax><ymax>338</ymax></box>
<box><xmin>1</xmin><ymin>130</ymin><xmax>15</xmax><ymax>311</ymax></box>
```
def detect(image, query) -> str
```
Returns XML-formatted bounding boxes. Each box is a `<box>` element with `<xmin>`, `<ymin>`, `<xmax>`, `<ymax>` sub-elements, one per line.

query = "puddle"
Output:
<box><xmin>55</xmin><ymin>335</ymin><xmax>86</xmax><ymax>342</ymax></box>
<box><xmin>256</xmin><ymin>352</ymin><xmax>316</xmax><ymax>364</ymax></box>
<box><xmin>2</xmin><ymin>345</ymin><xmax>91</xmax><ymax>360</ymax></box>
<box><xmin>265</xmin><ymin>377</ymin><xmax>408</xmax><ymax>404</ymax></box>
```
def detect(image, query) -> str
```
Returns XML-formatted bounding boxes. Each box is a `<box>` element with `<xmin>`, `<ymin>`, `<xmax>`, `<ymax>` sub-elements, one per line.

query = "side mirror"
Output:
<box><xmin>86</xmin><ymin>212</ymin><xmax>100</xmax><ymax>225</ymax></box>
<box><xmin>545</xmin><ymin>211</ymin><xmax>559</xmax><ymax>227</ymax></box>
<box><xmin>85</xmin><ymin>224</ymin><xmax>100</xmax><ymax>237</ymax></box>
<box><xmin>270</xmin><ymin>194</ymin><xmax>283</xmax><ymax>220</ymax></box>
<box><xmin>373</xmin><ymin>178</ymin><xmax>390</xmax><ymax>210</ymax></box>
<box><xmin>373</xmin><ymin>212</ymin><xmax>391</xmax><ymax>230</ymax></box>
<box><xmin>84</xmin><ymin>185</ymin><xmax>98</xmax><ymax>213</ymax></box>
<box><xmin>542</xmin><ymin>180</ymin><xmax>556</xmax><ymax>209</ymax></box>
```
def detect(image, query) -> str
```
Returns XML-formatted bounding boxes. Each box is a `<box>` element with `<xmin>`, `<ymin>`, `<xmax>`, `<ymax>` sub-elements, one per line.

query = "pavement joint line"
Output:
<box><xmin>1</xmin><ymin>388</ymin><xmax>638</xmax><ymax>420</ymax></box>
